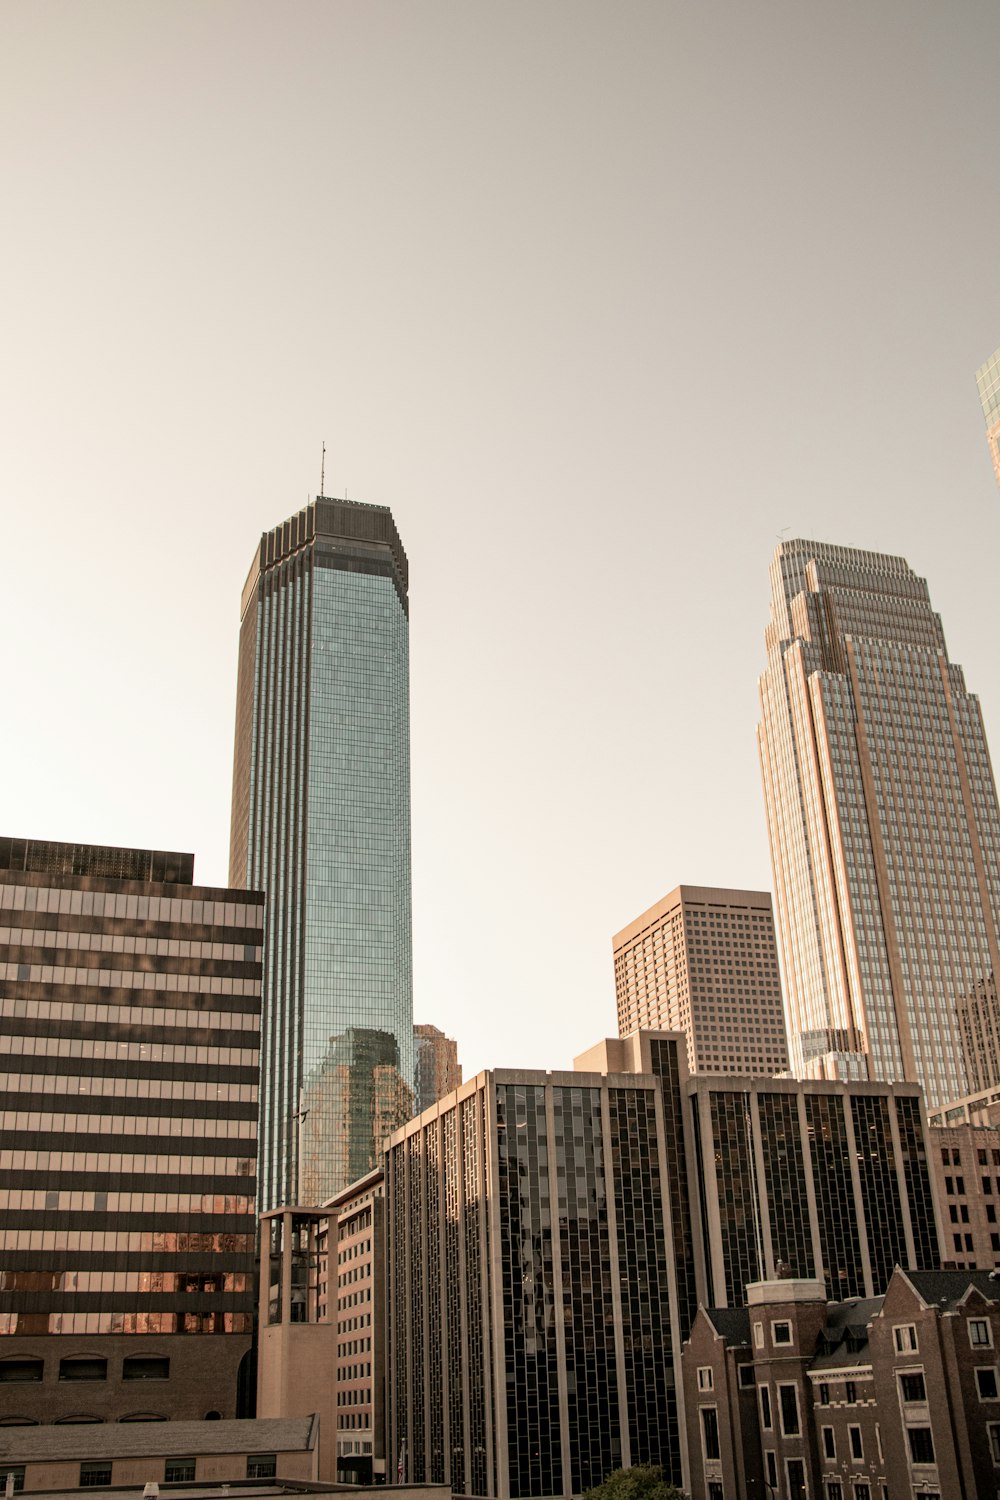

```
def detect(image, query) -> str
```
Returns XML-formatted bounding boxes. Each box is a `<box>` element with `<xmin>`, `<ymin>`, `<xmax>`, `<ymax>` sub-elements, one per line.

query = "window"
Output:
<box><xmin>707</xmin><ymin>1486</ymin><xmax>723</xmax><ymax>1500</ymax></box>
<box><xmin>738</xmin><ymin>1364</ymin><xmax>755</xmax><ymax>1388</ymax></box>
<box><xmin>970</xmin><ymin>1318</ymin><xmax>993</xmax><ymax>1348</ymax></box>
<box><xmin>786</xmin><ymin>1458</ymin><xmax>806</xmax><ymax>1498</ymax></box>
<box><xmin>899</xmin><ymin>1371</ymin><xmax>926</xmax><ymax>1402</ymax></box>
<box><xmin>0</xmin><ymin>1361</ymin><xmax>41</xmax><ymax>1384</ymax></box>
<box><xmin>0</xmin><ymin>1470</ymin><xmax>24</xmax><ymax>1494</ymax></box>
<box><xmin>759</xmin><ymin>1385</ymin><xmax>772</xmax><ymax>1430</ymax></box>
<box><xmin>845</xmin><ymin>1380</ymin><xmax>857</xmax><ymax>1404</ymax></box>
<box><xmin>165</xmin><ymin>1460</ymin><xmax>196</xmax><ymax>1483</ymax></box>
<box><xmin>765</xmin><ymin>1451</ymin><xmax>778</xmax><ymax>1488</ymax></box>
<box><xmin>976</xmin><ymin>1367</ymin><xmax>999</xmax><ymax>1400</ymax></box>
<box><xmin>779</xmin><ymin>1383</ymin><xmax>800</xmax><ymax>1437</ymax></box>
<box><xmin>989</xmin><ymin>1420</ymin><xmax>1000</xmax><ymax>1462</ymax></box>
<box><xmin>893</xmin><ymin>1324</ymin><xmax>917</xmax><ymax>1353</ymax></box>
<box><xmin>60</xmin><ymin>1357</ymin><xmax>107</xmax><ymax>1382</ymax></box>
<box><xmin>772</xmin><ymin>1320</ymin><xmax>792</xmax><ymax>1345</ymax></box>
<box><xmin>698</xmin><ymin>1366</ymin><xmax>714</xmax><ymax>1391</ymax></box>
<box><xmin>908</xmin><ymin>1427</ymin><xmax>935</xmax><ymax>1464</ymax></box>
<box><xmin>754</xmin><ymin>1321</ymin><xmax>764</xmax><ymax>1348</ymax></box>
<box><xmin>819</xmin><ymin>1381</ymin><xmax>830</xmax><ymax>1405</ymax></box>
<box><xmin>853</xmin><ymin>1486</ymin><xmax>870</xmax><ymax>1500</ymax></box>
<box><xmin>80</xmin><ymin>1464</ymin><xmax>113</xmax><ymax>1488</ymax></box>
<box><xmin>822</xmin><ymin>1424</ymin><xmax>836</xmax><ymax>1457</ymax></box>
<box><xmin>247</xmin><ymin>1456</ymin><xmax>277</xmax><ymax>1479</ymax></box>
<box><xmin>701</xmin><ymin>1406</ymin><xmax>721</xmax><ymax>1462</ymax></box>
<box><xmin>827</xmin><ymin>1485</ymin><xmax>843</xmax><ymax>1500</ymax></box>
<box><xmin>123</xmin><ymin>1356</ymin><xmax>169</xmax><ymax>1381</ymax></box>
<box><xmin>849</xmin><ymin>1424</ymin><xmax>863</xmax><ymax>1459</ymax></box>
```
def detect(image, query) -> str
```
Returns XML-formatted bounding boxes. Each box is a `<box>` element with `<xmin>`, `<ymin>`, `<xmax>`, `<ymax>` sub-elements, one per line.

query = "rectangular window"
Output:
<box><xmin>0</xmin><ymin>1470</ymin><xmax>24</xmax><ymax>1495</ymax></box>
<box><xmin>164</xmin><ymin>1461</ymin><xmax>196</xmax><ymax>1484</ymax></box>
<box><xmin>976</xmin><ymin>1366</ymin><xmax>999</xmax><ymax>1400</ymax></box>
<box><xmin>819</xmin><ymin>1381</ymin><xmax>830</xmax><ymax>1405</ymax></box>
<box><xmin>853</xmin><ymin>1486</ymin><xmax>870</xmax><ymax>1500</ymax></box>
<box><xmin>246</xmin><ymin>1456</ymin><xmax>277</xmax><ymax>1480</ymax></box>
<box><xmin>80</xmin><ymin>1465</ymin><xmax>113</xmax><ymax>1489</ymax></box>
<box><xmin>779</xmin><ymin>1383</ymin><xmax>800</xmax><ymax>1436</ymax></box>
<box><xmin>754</xmin><ymin>1321</ymin><xmax>764</xmax><ymax>1349</ymax></box>
<box><xmin>826</xmin><ymin>1485</ymin><xmax>843</xmax><ymax>1500</ymax></box>
<box><xmin>907</xmin><ymin>1427</ymin><xmax>935</xmax><ymax>1464</ymax></box>
<box><xmin>989</xmin><ymin>1421</ymin><xmax>1000</xmax><ymax>1462</ymax></box>
<box><xmin>899</xmin><ymin>1371</ymin><xmax>926</xmax><ymax>1402</ymax></box>
<box><xmin>707</xmin><ymin>1485</ymin><xmax>723</xmax><ymax>1500</ymax></box>
<box><xmin>765</xmin><ymin>1451</ymin><xmax>777</xmax><ymax>1488</ymax></box>
<box><xmin>822</xmin><ymin>1424</ymin><xmax>836</xmax><ymax>1457</ymax></box>
<box><xmin>701</xmin><ymin>1406</ymin><xmax>721</xmax><ymax>1462</ymax></box>
<box><xmin>845</xmin><ymin>1380</ymin><xmax>857</xmax><ymax>1404</ymax></box>
<box><xmin>786</xmin><ymin>1458</ymin><xmax>806</xmax><ymax>1497</ymax></box>
<box><xmin>849</xmin><ymin>1424</ymin><xmax>863</xmax><ymax>1459</ymax></box>
<box><xmin>970</xmin><ymin>1318</ymin><xmax>993</xmax><ymax>1347</ymax></box>
<box><xmin>772</xmin><ymin>1320</ymin><xmax>792</xmax><ymax>1345</ymax></box>
<box><xmin>893</xmin><ymin>1324</ymin><xmax>917</xmax><ymax>1352</ymax></box>
<box><xmin>759</xmin><ymin>1384</ymin><xmax>772</xmax><ymax>1430</ymax></box>
<box><xmin>698</xmin><ymin>1365</ymin><xmax>714</xmax><ymax>1391</ymax></box>
<box><xmin>738</xmin><ymin>1364</ymin><xmax>755</xmax><ymax>1388</ymax></box>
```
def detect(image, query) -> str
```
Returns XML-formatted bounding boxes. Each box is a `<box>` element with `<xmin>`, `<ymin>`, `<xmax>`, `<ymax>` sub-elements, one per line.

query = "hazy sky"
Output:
<box><xmin>3</xmin><ymin>1</ymin><xmax>1000</xmax><ymax>1079</ymax></box>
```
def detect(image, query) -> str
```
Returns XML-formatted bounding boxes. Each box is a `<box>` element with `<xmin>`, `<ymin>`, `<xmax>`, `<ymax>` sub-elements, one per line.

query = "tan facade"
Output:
<box><xmin>758</xmin><ymin>538</ymin><xmax>1000</xmax><ymax>1109</ymax></box>
<box><xmin>257</xmin><ymin>1168</ymin><xmax>385</xmax><ymax>1484</ymax></box>
<box><xmin>413</xmin><ymin>1023</ymin><xmax>462</xmax><ymax>1113</ymax></box>
<box><xmin>930</xmin><ymin>1120</ymin><xmax>1000</xmax><ymax>1271</ymax></box>
<box><xmin>613</xmin><ymin>885</ymin><xmax>789</xmax><ymax>1076</ymax></box>
<box><xmin>976</xmin><ymin>346</ymin><xmax>1000</xmax><ymax>495</ymax></box>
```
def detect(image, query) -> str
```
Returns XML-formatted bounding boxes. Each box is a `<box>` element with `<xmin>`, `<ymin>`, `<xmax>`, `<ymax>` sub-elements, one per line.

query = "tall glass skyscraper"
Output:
<box><xmin>230</xmin><ymin>497</ymin><xmax>413</xmax><ymax>1211</ymax></box>
<box><xmin>758</xmin><ymin>539</ymin><xmax>1000</xmax><ymax>1108</ymax></box>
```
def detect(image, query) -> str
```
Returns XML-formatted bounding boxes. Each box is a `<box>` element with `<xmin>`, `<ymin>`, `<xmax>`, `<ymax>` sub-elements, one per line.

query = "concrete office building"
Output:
<box><xmin>690</xmin><ymin>1073</ymin><xmax>942</xmax><ymax>1309</ymax></box>
<box><xmin>413</xmin><ymin>1024</ymin><xmax>462</xmax><ymax>1113</ymax></box>
<box><xmin>229</xmin><ymin>497</ymin><xmax>413</xmax><ymax>1211</ymax></box>
<box><xmin>385</xmin><ymin>1031</ymin><xmax>697</xmax><ymax>1499</ymax></box>
<box><xmin>684</xmin><ymin>1269</ymin><xmax>1000</xmax><ymax>1500</ymax></box>
<box><xmin>0</xmin><ymin>836</ymin><xmax>262</xmax><ymax>1426</ymax></box>
<box><xmin>613</xmin><ymin>885</ymin><xmax>789</xmax><ymax>1076</ymax></box>
<box><xmin>977</xmin><ymin>346</ymin><xmax>1000</xmax><ymax>496</ymax></box>
<box><xmin>758</xmin><ymin>538</ymin><xmax>1000</xmax><ymax>1107</ymax></box>
<box><xmin>257</xmin><ymin>1168</ymin><xmax>385</xmax><ymax>1484</ymax></box>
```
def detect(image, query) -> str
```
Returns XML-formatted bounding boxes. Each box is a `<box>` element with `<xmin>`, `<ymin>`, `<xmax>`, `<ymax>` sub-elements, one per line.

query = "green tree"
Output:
<box><xmin>582</xmin><ymin>1464</ymin><xmax>688</xmax><ymax>1500</ymax></box>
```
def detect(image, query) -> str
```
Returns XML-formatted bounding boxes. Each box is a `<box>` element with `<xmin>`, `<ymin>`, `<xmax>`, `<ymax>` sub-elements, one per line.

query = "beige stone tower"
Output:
<box><xmin>613</xmin><ymin>884</ymin><xmax>789</xmax><ymax>1076</ymax></box>
<box><xmin>976</xmin><ymin>346</ymin><xmax>1000</xmax><ymax>494</ymax></box>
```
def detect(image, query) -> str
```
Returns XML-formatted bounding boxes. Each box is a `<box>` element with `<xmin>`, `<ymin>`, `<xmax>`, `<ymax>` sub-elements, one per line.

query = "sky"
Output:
<box><xmin>3</xmin><ymin>0</ymin><xmax>1000</xmax><ymax>1080</ymax></box>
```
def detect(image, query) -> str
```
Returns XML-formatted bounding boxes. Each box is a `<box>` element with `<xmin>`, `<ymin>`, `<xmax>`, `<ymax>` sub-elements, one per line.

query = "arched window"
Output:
<box><xmin>55</xmin><ymin>1415</ymin><xmax>104</xmax><ymax>1424</ymax></box>
<box><xmin>123</xmin><ymin>1355</ymin><xmax>169</xmax><ymax>1381</ymax></box>
<box><xmin>119</xmin><ymin>1413</ymin><xmax>167</xmax><ymax>1422</ymax></box>
<box><xmin>59</xmin><ymin>1356</ymin><xmax>107</xmax><ymax>1382</ymax></box>
<box><xmin>0</xmin><ymin>1360</ymin><xmax>42</xmax><ymax>1384</ymax></box>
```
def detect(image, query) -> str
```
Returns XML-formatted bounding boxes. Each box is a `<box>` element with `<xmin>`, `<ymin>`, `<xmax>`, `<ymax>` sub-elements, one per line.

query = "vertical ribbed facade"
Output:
<box><xmin>230</xmin><ymin>499</ymin><xmax>413</xmax><ymax>1212</ymax></box>
<box><xmin>385</xmin><ymin>1058</ymin><xmax>689</xmax><ymax>1499</ymax></box>
<box><xmin>689</xmin><ymin>1075</ymin><xmax>941</xmax><ymax>1307</ymax></box>
<box><xmin>758</xmin><ymin>538</ymin><xmax>1000</xmax><ymax>1107</ymax></box>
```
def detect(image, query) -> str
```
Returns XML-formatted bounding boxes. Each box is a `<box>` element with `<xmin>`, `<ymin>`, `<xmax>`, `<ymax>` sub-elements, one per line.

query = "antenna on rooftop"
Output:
<box><xmin>320</xmin><ymin>441</ymin><xmax>326</xmax><ymax>498</ymax></box>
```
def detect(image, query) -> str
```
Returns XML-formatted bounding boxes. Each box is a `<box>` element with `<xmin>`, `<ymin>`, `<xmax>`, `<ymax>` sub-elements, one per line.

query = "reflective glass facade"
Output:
<box><xmin>759</xmin><ymin>539</ymin><xmax>1000</xmax><ymax>1107</ymax></box>
<box><xmin>230</xmin><ymin>499</ymin><xmax>413</xmax><ymax>1211</ymax></box>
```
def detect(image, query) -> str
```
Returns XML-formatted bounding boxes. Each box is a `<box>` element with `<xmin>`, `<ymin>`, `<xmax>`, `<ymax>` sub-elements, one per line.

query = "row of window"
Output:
<box><xmin>0</xmin><ymin>1355</ymin><xmax>169</xmax><ymax>1382</ymax></box>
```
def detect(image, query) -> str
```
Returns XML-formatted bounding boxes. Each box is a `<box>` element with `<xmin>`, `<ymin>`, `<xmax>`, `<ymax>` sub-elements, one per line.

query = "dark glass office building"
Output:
<box><xmin>0</xmin><ymin>837</ymin><xmax>262</xmax><ymax>1426</ymax></box>
<box><xmin>385</xmin><ymin>1033</ymin><xmax>693</xmax><ymax>1499</ymax></box>
<box><xmin>230</xmin><ymin>498</ymin><xmax>413</xmax><ymax>1212</ymax></box>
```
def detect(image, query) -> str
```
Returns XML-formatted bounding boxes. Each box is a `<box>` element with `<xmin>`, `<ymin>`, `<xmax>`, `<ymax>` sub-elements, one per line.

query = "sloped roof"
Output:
<box><xmin>0</xmin><ymin>1416</ymin><xmax>317</xmax><ymax>1463</ymax></box>
<box><xmin>903</xmin><ymin>1269</ymin><xmax>1000</xmax><ymax>1312</ymax></box>
<box><xmin>703</xmin><ymin>1307</ymin><xmax>751</xmax><ymax>1344</ymax></box>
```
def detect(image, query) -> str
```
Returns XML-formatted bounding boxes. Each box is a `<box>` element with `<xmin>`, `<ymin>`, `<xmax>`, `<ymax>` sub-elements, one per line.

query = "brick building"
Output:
<box><xmin>684</xmin><ymin>1269</ymin><xmax>1000</xmax><ymax>1500</ymax></box>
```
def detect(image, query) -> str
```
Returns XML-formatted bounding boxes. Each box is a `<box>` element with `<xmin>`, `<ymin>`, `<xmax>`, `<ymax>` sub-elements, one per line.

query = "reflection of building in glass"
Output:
<box><xmin>759</xmin><ymin>539</ymin><xmax>1000</xmax><ymax>1108</ymax></box>
<box><xmin>229</xmin><ymin>497</ymin><xmax>413</xmax><ymax>1211</ymax></box>
<box><xmin>613</xmin><ymin>884</ymin><xmax>789</xmax><ymax>1076</ymax></box>
<box><xmin>413</xmin><ymin>1022</ymin><xmax>461</xmax><ymax>1112</ymax></box>
<box><xmin>299</xmin><ymin>1027</ymin><xmax>411</xmax><ymax>1206</ymax></box>
<box><xmin>0</xmin><ymin>836</ymin><xmax>262</xmax><ymax>1425</ymax></box>
<box><xmin>976</xmin><ymin>346</ymin><xmax>1000</xmax><ymax>495</ymax></box>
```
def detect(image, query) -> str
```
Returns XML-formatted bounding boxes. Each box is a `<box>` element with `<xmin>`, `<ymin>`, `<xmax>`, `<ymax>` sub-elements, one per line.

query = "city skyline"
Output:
<box><xmin>4</xmin><ymin>2</ymin><xmax>1000</xmax><ymax>1082</ymax></box>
